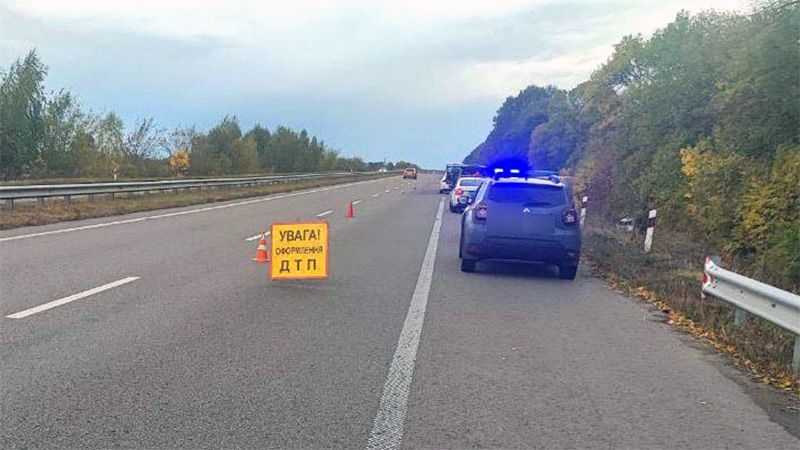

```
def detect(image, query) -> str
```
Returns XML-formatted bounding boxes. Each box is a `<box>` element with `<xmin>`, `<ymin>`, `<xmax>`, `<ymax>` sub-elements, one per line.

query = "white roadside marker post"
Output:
<box><xmin>644</xmin><ymin>209</ymin><xmax>657</xmax><ymax>253</ymax></box>
<box><xmin>580</xmin><ymin>195</ymin><xmax>588</xmax><ymax>228</ymax></box>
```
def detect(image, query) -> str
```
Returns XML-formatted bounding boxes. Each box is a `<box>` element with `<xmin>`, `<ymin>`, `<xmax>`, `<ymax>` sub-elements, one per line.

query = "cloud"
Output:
<box><xmin>3</xmin><ymin>1</ymin><xmax>548</xmax><ymax>40</ymax></box>
<box><xmin>0</xmin><ymin>0</ymin><xmax>750</xmax><ymax>166</ymax></box>
<box><xmin>459</xmin><ymin>44</ymin><xmax>614</xmax><ymax>99</ymax></box>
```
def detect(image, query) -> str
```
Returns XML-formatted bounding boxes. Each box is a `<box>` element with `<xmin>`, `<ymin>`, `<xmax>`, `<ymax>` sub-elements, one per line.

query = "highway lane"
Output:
<box><xmin>1</xmin><ymin>173</ymin><xmax>797</xmax><ymax>448</ymax></box>
<box><xmin>404</xmin><ymin>204</ymin><xmax>798</xmax><ymax>448</ymax></box>
<box><xmin>0</xmin><ymin>176</ymin><xmax>407</xmax><ymax>314</ymax></box>
<box><xmin>1</xmin><ymin>175</ymin><xmax>434</xmax><ymax>448</ymax></box>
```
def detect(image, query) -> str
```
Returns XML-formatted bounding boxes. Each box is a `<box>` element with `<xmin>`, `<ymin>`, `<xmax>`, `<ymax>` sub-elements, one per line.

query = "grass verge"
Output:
<box><xmin>583</xmin><ymin>223</ymin><xmax>799</xmax><ymax>394</ymax></box>
<box><xmin>1</xmin><ymin>174</ymin><xmax>391</xmax><ymax>230</ymax></box>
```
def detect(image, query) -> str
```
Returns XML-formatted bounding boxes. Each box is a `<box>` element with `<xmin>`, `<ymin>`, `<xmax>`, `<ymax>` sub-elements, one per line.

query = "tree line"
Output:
<box><xmin>0</xmin><ymin>51</ymin><xmax>415</xmax><ymax>181</ymax></box>
<box><xmin>465</xmin><ymin>1</ymin><xmax>799</xmax><ymax>290</ymax></box>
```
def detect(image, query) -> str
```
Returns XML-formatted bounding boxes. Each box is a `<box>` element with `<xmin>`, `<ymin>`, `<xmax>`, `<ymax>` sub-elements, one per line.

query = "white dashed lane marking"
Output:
<box><xmin>6</xmin><ymin>277</ymin><xmax>140</xmax><ymax>319</ymax></box>
<box><xmin>366</xmin><ymin>198</ymin><xmax>444</xmax><ymax>450</ymax></box>
<box><xmin>245</xmin><ymin>231</ymin><xmax>270</xmax><ymax>242</ymax></box>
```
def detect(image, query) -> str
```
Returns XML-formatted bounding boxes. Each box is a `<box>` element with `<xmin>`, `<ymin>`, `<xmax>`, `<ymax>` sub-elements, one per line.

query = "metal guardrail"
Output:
<box><xmin>0</xmin><ymin>172</ymin><xmax>396</xmax><ymax>209</ymax></box>
<box><xmin>702</xmin><ymin>257</ymin><xmax>800</xmax><ymax>371</ymax></box>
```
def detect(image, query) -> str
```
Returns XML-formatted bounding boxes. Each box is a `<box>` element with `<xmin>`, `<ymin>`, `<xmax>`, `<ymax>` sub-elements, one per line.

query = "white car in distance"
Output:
<box><xmin>449</xmin><ymin>177</ymin><xmax>484</xmax><ymax>212</ymax></box>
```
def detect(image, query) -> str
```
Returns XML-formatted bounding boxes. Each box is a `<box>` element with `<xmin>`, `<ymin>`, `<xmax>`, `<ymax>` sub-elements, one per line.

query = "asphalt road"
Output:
<box><xmin>0</xmin><ymin>174</ymin><xmax>797</xmax><ymax>449</ymax></box>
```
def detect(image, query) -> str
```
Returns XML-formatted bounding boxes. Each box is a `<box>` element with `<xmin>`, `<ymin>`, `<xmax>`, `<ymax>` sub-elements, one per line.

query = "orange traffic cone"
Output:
<box><xmin>253</xmin><ymin>232</ymin><xmax>269</xmax><ymax>263</ymax></box>
<box><xmin>347</xmin><ymin>201</ymin><xmax>354</xmax><ymax>218</ymax></box>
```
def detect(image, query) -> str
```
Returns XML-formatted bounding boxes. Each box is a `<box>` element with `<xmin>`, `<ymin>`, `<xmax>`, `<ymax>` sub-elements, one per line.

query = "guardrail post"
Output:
<box><xmin>38</xmin><ymin>197</ymin><xmax>45</xmax><ymax>207</ymax></box>
<box><xmin>734</xmin><ymin>308</ymin><xmax>747</xmax><ymax>327</ymax></box>
<box><xmin>702</xmin><ymin>256</ymin><xmax>800</xmax><ymax>372</ymax></box>
<box><xmin>793</xmin><ymin>336</ymin><xmax>800</xmax><ymax>372</ymax></box>
<box><xmin>64</xmin><ymin>195</ymin><xmax>71</xmax><ymax>204</ymax></box>
<box><xmin>88</xmin><ymin>193</ymin><xmax>95</xmax><ymax>202</ymax></box>
<box><xmin>4</xmin><ymin>198</ymin><xmax>13</xmax><ymax>210</ymax></box>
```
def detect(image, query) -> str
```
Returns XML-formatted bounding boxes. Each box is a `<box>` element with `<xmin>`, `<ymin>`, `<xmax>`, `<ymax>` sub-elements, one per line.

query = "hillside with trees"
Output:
<box><xmin>0</xmin><ymin>51</ymin><xmax>411</xmax><ymax>181</ymax></box>
<box><xmin>465</xmin><ymin>1</ymin><xmax>799</xmax><ymax>290</ymax></box>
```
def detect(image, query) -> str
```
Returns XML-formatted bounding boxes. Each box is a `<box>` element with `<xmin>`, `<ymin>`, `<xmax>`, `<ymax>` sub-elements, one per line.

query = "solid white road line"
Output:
<box><xmin>316</xmin><ymin>210</ymin><xmax>334</xmax><ymax>217</ymax></box>
<box><xmin>6</xmin><ymin>277</ymin><xmax>140</xmax><ymax>319</ymax></box>
<box><xmin>352</xmin><ymin>200</ymin><xmax>363</xmax><ymax>205</ymax></box>
<box><xmin>366</xmin><ymin>198</ymin><xmax>444</xmax><ymax>450</ymax></box>
<box><xmin>0</xmin><ymin>178</ymin><xmax>387</xmax><ymax>243</ymax></box>
<box><xmin>245</xmin><ymin>231</ymin><xmax>270</xmax><ymax>242</ymax></box>
<box><xmin>371</xmin><ymin>194</ymin><xmax>380</xmax><ymax>198</ymax></box>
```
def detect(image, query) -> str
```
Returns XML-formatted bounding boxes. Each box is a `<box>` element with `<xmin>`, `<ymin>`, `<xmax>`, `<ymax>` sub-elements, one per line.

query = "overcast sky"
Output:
<box><xmin>0</xmin><ymin>0</ymin><xmax>748</xmax><ymax>167</ymax></box>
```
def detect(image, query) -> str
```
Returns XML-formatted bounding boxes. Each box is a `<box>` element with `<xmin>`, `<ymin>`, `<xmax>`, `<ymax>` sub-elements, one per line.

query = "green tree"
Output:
<box><xmin>189</xmin><ymin>117</ymin><xmax>241</xmax><ymax>175</ymax></box>
<box><xmin>471</xmin><ymin>2</ymin><xmax>800</xmax><ymax>288</ymax></box>
<box><xmin>231</xmin><ymin>138</ymin><xmax>259</xmax><ymax>174</ymax></box>
<box><xmin>244</xmin><ymin>124</ymin><xmax>271</xmax><ymax>170</ymax></box>
<box><xmin>465</xmin><ymin>85</ymin><xmax>560</xmax><ymax>166</ymax></box>
<box><xmin>712</xmin><ymin>5</ymin><xmax>800</xmax><ymax>158</ymax></box>
<box><xmin>0</xmin><ymin>50</ymin><xmax>404</xmax><ymax>182</ymax></box>
<box><xmin>0</xmin><ymin>50</ymin><xmax>46</xmax><ymax>179</ymax></box>
<box><xmin>319</xmin><ymin>149</ymin><xmax>339</xmax><ymax>171</ymax></box>
<box><xmin>41</xmin><ymin>90</ymin><xmax>86</xmax><ymax>177</ymax></box>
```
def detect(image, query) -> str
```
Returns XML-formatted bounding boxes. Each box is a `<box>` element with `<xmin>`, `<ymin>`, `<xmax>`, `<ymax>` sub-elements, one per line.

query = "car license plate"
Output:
<box><xmin>523</xmin><ymin>215</ymin><xmax>555</xmax><ymax>235</ymax></box>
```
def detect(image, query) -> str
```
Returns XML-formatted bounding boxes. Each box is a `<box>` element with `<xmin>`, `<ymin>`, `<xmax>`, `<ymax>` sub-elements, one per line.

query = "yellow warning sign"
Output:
<box><xmin>270</xmin><ymin>221</ymin><xmax>329</xmax><ymax>280</ymax></box>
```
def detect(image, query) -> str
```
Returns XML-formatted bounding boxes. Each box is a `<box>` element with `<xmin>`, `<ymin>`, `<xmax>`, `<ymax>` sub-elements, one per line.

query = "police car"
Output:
<box><xmin>458</xmin><ymin>169</ymin><xmax>581</xmax><ymax>279</ymax></box>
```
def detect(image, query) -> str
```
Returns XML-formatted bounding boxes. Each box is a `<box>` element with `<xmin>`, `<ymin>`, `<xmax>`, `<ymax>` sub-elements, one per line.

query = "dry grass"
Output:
<box><xmin>1</xmin><ymin>174</ymin><xmax>388</xmax><ymax>230</ymax></box>
<box><xmin>584</xmin><ymin>223</ymin><xmax>799</xmax><ymax>393</ymax></box>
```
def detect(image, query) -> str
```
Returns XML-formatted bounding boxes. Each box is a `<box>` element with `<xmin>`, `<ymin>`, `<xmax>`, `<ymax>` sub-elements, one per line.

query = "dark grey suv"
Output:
<box><xmin>458</xmin><ymin>173</ymin><xmax>581</xmax><ymax>279</ymax></box>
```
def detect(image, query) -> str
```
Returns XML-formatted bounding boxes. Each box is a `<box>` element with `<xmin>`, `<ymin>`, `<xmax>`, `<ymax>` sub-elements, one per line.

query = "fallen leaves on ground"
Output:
<box><xmin>586</xmin><ymin>257</ymin><xmax>799</xmax><ymax>395</ymax></box>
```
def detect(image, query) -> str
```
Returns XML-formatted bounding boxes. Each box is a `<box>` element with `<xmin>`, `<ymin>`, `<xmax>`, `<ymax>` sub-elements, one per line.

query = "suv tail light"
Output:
<box><xmin>474</xmin><ymin>203</ymin><xmax>488</xmax><ymax>220</ymax></box>
<box><xmin>563</xmin><ymin>208</ymin><xmax>577</xmax><ymax>225</ymax></box>
<box><xmin>454</xmin><ymin>188</ymin><xmax>463</xmax><ymax>197</ymax></box>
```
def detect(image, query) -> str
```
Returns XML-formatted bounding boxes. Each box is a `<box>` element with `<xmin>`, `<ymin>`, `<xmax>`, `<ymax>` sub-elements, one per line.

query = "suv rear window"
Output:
<box><xmin>458</xmin><ymin>178</ymin><xmax>483</xmax><ymax>187</ymax></box>
<box><xmin>487</xmin><ymin>183</ymin><xmax>566</xmax><ymax>206</ymax></box>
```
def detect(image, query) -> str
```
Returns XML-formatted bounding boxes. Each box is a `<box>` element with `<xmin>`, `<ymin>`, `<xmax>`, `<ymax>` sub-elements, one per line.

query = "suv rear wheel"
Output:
<box><xmin>461</xmin><ymin>259</ymin><xmax>476</xmax><ymax>273</ymax></box>
<box><xmin>559</xmin><ymin>265</ymin><xmax>578</xmax><ymax>280</ymax></box>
